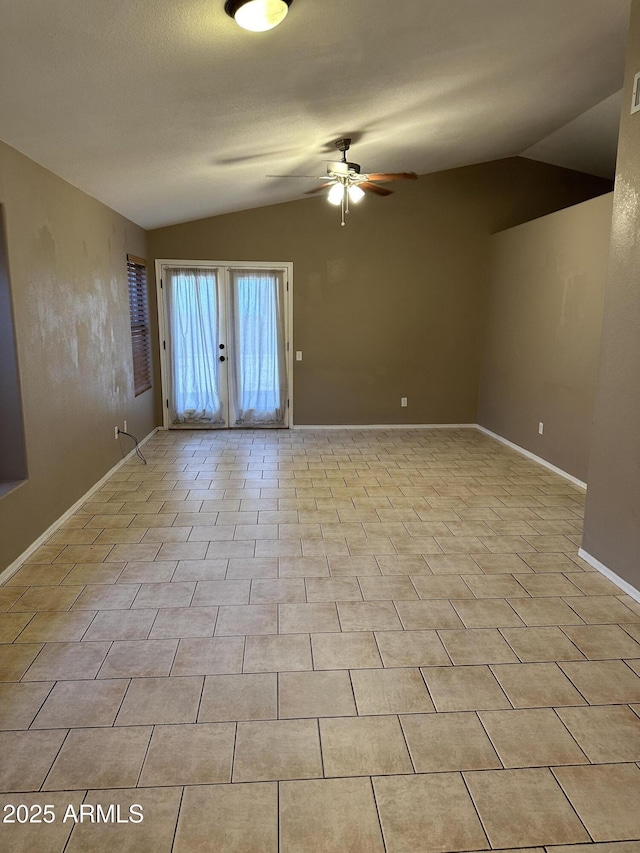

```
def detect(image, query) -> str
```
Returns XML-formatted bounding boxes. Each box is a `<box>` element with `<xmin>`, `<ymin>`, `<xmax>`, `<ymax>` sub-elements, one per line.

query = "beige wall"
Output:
<box><xmin>478</xmin><ymin>193</ymin><xmax>613</xmax><ymax>482</ymax></box>
<box><xmin>0</xmin><ymin>140</ymin><xmax>156</xmax><ymax>571</ymax></box>
<box><xmin>149</xmin><ymin>157</ymin><xmax>609</xmax><ymax>427</ymax></box>
<box><xmin>582</xmin><ymin>0</ymin><xmax>640</xmax><ymax>590</ymax></box>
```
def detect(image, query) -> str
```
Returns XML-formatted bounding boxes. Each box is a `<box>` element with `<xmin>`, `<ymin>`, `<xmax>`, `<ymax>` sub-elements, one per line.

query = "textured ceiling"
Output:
<box><xmin>0</xmin><ymin>0</ymin><xmax>630</xmax><ymax>228</ymax></box>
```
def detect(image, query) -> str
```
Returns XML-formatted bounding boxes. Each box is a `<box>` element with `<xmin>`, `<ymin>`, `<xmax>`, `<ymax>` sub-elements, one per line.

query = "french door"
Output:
<box><xmin>156</xmin><ymin>261</ymin><xmax>292</xmax><ymax>429</ymax></box>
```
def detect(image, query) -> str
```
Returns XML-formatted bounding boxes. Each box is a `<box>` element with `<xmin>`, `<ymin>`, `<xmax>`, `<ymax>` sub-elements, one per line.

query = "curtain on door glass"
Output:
<box><xmin>166</xmin><ymin>267</ymin><xmax>224</xmax><ymax>425</ymax></box>
<box><xmin>229</xmin><ymin>269</ymin><xmax>287</xmax><ymax>426</ymax></box>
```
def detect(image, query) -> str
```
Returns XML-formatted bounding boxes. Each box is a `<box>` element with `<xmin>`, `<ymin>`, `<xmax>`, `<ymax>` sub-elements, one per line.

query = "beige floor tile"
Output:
<box><xmin>328</xmin><ymin>555</ymin><xmax>381</xmax><ymax>576</ymax></box>
<box><xmin>422</xmin><ymin>664</ymin><xmax>510</xmax><ymax>711</ymax></box>
<box><xmin>312</xmin><ymin>632</ymin><xmax>382</xmax><ymax>669</ymax></box>
<box><xmin>233</xmin><ymin>718</ymin><xmax>322</xmax><ymax>781</ymax></box>
<box><xmin>250</xmin><ymin>578</ymin><xmax>306</xmax><ymax>603</ymax></box>
<box><xmin>131</xmin><ymin>581</ymin><xmax>195</xmax><ymax>608</ymax></box>
<box><xmin>507</xmin><ymin>596</ymin><xmax>585</xmax><ymax>626</ymax></box>
<box><xmin>553</xmin><ymin>763</ymin><xmax>640</xmax><ymax>841</ymax></box>
<box><xmin>278</xmin><ymin>556</ymin><xmax>330</xmax><ymax>577</ymax></box>
<box><xmin>139</xmin><ymin>722</ymin><xmax>235</xmax><ymax>785</ymax></box>
<box><xmin>66</xmin><ymin>787</ymin><xmax>182</xmax><ymax>853</ymax></box>
<box><xmin>320</xmin><ymin>714</ymin><xmax>413</xmax><ymax>776</ymax></box>
<box><xmin>377</xmin><ymin>554</ymin><xmax>432</xmax><ymax>575</ymax></box>
<box><xmin>62</xmin><ymin>562</ymin><xmax>126</xmax><ymax>585</ymax></box>
<box><xmin>0</xmin><ymin>643</ymin><xmax>43</xmax><ymax>682</ymax></box>
<box><xmin>439</xmin><ymin>627</ymin><xmax>519</xmax><ymax>664</ymax></box>
<box><xmin>173</xmin><ymin>782</ymin><xmax>277</xmax><ymax>853</ymax></box>
<box><xmin>375</xmin><ymin>629</ymin><xmax>450</xmax><ymax>667</ymax></box>
<box><xmin>192</xmin><ymin>579</ymin><xmax>250</xmax><ymax>605</ymax></box>
<box><xmin>473</xmin><ymin>553</ymin><xmax>532</xmax><ymax>573</ymax></box>
<box><xmin>172</xmin><ymin>558</ymin><xmax>228</xmax><ymax>581</ymax></box>
<box><xmin>373</xmin><ymin>772</ymin><xmax>488</xmax><ymax>853</ymax></box>
<box><xmin>279</xmin><ymin>602</ymin><xmax>340</xmax><ymax>633</ymax></box>
<box><xmin>516</xmin><ymin>573</ymin><xmax>582</xmax><ymax>597</ymax></box>
<box><xmin>565</xmin><ymin>595</ymin><xmax>640</xmax><ymax>624</ymax></box>
<box><xmin>426</xmin><ymin>554</ymin><xmax>484</xmax><ymax>574</ymax></box>
<box><xmin>98</xmin><ymin>639</ymin><xmax>178</xmax><ymax>678</ymax></box>
<box><xmin>280</xmin><ymin>777</ymin><xmax>385</xmax><ymax>853</ymax></box>
<box><xmin>478</xmin><ymin>707</ymin><xmax>587</xmax><ymax>767</ymax></box>
<box><xmin>0</xmin><ymin>729</ymin><xmax>68</xmax><ymax>792</ymax></box>
<box><xmin>459</xmin><ymin>574</ymin><xmax>527</xmax><ymax>598</ymax></box>
<box><xmin>10</xmin><ymin>585</ymin><xmax>84</xmax><ymax>612</ymax></box>
<box><xmin>358</xmin><ymin>576</ymin><xmax>418</xmax><ymax>600</ymax></box>
<box><xmin>559</xmin><ymin>660</ymin><xmax>640</xmax><ymax>704</ymax></box>
<box><xmin>395</xmin><ymin>599</ymin><xmax>464</xmax><ymax>630</ymax></box>
<box><xmin>491</xmin><ymin>662</ymin><xmax>587</xmax><ymax>708</ymax></box>
<box><xmin>83</xmin><ymin>608</ymin><xmax>157</xmax><ymax>640</ymax></box>
<box><xmin>337</xmin><ymin>600</ymin><xmax>403</xmax><ymax>631</ymax></box>
<box><xmin>43</xmin><ymin>726</ymin><xmax>152</xmax><ymax>791</ymax></box>
<box><xmin>401</xmin><ymin>711</ymin><xmax>501</xmax><ymax>771</ymax></box>
<box><xmin>0</xmin><ymin>682</ymin><xmax>52</xmax><ymax>729</ymax></box>
<box><xmin>15</xmin><ymin>610</ymin><xmax>97</xmax><ymax>643</ymax></box>
<box><xmin>501</xmin><ymin>626</ymin><xmax>584</xmax><ymax>661</ymax></box>
<box><xmin>7</xmin><ymin>564</ymin><xmax>73</xmax><ymax>586</ymax></box>
<box><xmin>23</xmin><ymin>641</ymin><xmax>110</xmax><ymax>681</ymax></box>
<box><xmin>622</xmin><ymin>622</ymin><xmax>640</xmax><ymax>643</ymax></box>
<box><xmin>521</xmin><ymin>553</ymin><xmax>582</xmax><ymax>572</ymax></box>
<box><xmin>0</xmin><ymin>587</ymin><xmax>28</xmax><ymax>610</ymax></box>
<box><xmin>115</xmin><ymin>675</ymin><xmax>203</xmax><ymax>725</ymax></box>
<box><xmin>351</xmin><ymin>667</ymin><xmax>434</xmax><ymax>714</ymax></box>
<box><xmin>451</xmin><ymin>598</ymin><xmax>524</xmax><ymax>628</ymax></box>
<box><xmin>392</xmin><ymin>535</ymin><xmax>441</xmax><ymax>555</ymax></box>
<box><xmin>279</xmin><ymin>669</ymin><xmax>356</xmax><ymax>718</ymax></box>
<box><xmin>55</xmin><ymin>544</ymin><xmax>115</xmax><ymax>563</ymax></box>
<box><xmin>556</xmin><ymin>705</ymin><xmax>640</xmax><ymax>762</ymax></box>
<box><xmin>171</xmin><ymin>636</ymin><xmax>244</xmax><ymax>675</ymax></box>
<box><xmin>149</xmin><ymin>605</ymin><xmax>218</xmax><ymax>638</ymax></box>
<box><xmin>199</xmin><ymin>672</ymin><xmax>277</xmax><ymax>721</ymax></box>
<box><xmin>226</xmin><ymin>557</ymin><xmax>279</xmax><ymax>578</ymax></box>
<box><xmin>550</xmin><ymin>845</ymin><xmax>640</xmax><ymax>853</ymax></box>
<box><xmin>410</xmin><ymin>575</ymin><xmax>474</xmax><ymax>599</ymax></box>
<box><xmin>214</xmin><ymin>604</ymin><xmax>277</xmax><ymax>635</ymax></box>
<box><xmin>2</xmin><ymin>791</ymin><xmax>83</xmax><ymax>853</ymax></box>
<box><xmin>0</xmin><ymin>612</ymin><xmax>36</xmax><ymax>642</ymax></box>
<box><xmin>32</xmin><ymin>679</ymin><xmax>128</xmax><ymax>728</ymax></box>
<box><xmin>243</xmin><ymin>633</ymin><xmax>311</xmax><ymax>672</ymax></box>
<box><xmin>568</xmin><ymin>573</ymin><xmax>624</xmax><ymax>595</ymax></box>
<box><xmin>306</xmin><ymin>577</ymin><xmax>362</xmax><ymax>602</ymax></box>
<box><xmin>71</xmin><ymin>583</ymin><xmax>139</xmax><ymax>610</ymax></box>
<box><xmin>117</xmin><ymin>561</ymin><xmax>177</xmax><ymax>583</ymax></box>
<box><xmin>561</xmin><ymin>624</ymin><xmax>640</xmax><ymax>659</ymax></box>
<box><xmin>465</xmin><ymin>767</ymin><xmax>589</xmax><ymax>847</ymax></box>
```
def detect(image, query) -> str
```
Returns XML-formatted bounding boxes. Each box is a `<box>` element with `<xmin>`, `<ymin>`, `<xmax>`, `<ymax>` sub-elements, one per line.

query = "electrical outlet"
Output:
<box><xmin>114</xmin><ymin>426</ymin><xmax>119</xmax><ymax>440</ymax></box>
<box><xmin>401</xmin><ymin>397</ymin><xmax>408</xmax><ymax>407</ymax></box>
<box><xmin>296</xmin><ymin>351</ymin><xmax>303</xmax><ymax>361</ymax></box>
<box><xmin>538</xmin><ymin>422</ymin><xmax>544</xmax><ymax>435</ymax></box>
<box><xmin>123</xmin><ymin>420</ymin><xmax>127</xmax><ymax>434</ymax></box>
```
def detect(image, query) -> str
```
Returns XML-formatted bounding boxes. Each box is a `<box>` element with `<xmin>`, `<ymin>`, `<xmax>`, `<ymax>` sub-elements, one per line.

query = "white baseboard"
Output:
<box><xmin>476</xmin><ymin>425</ymin><xmax>587</xmax><ymax>490</ymax></box>
<box><xmin>578</xmin><ymin>547</ymin><xmax>640</xmax><ymax>603</ymax></box>
<box><xmin>291</xmin><ymin>423</ymin><xmax>476</xmax><ymax>430</ymax></box>
<box><xmin>0</xmin><ymin>428</ymin><xmax>158</xmax><ymax>586</ymax></box>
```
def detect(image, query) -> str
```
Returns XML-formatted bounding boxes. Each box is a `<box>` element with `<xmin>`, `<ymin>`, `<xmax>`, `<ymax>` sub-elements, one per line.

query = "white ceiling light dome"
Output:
<box><xmin>225</xmin><ymin>0</ymin><xmax>293</xmax><ymax>32</ymax></box>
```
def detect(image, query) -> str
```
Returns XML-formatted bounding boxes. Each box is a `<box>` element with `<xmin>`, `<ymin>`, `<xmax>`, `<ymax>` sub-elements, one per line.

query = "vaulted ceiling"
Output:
<box><xmin>0</xmin><ymin>0</ymin><xmax>630</xmax><ymax>228</ymax></box>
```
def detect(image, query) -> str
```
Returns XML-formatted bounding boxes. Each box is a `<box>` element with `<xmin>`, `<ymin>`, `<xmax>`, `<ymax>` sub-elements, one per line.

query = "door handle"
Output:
<box><xmin>219</xmin><ymin>355</ymin><xmax>226</xmax><ymax>362</ymax></box>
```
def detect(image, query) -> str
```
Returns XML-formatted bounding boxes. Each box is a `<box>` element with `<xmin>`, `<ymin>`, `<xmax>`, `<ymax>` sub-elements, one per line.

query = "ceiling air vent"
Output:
<box><xmin>631</xmin><ymin>72</ymin><xmax>640</xmax><ymax>114</ymax></box>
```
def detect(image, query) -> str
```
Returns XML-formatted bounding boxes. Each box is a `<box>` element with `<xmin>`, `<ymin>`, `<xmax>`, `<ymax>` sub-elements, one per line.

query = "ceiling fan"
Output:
<box><xmin>269</xmin><ymin>138</ymin><xmax>417</xmax><ymax>225</ymax></box>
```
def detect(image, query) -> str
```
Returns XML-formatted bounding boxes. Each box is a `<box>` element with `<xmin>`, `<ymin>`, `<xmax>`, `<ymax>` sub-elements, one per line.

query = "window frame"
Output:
<box><xmin>127</xmin><ymin>254</ymin><xmax>152</xmax><ymax>397</ymax></box>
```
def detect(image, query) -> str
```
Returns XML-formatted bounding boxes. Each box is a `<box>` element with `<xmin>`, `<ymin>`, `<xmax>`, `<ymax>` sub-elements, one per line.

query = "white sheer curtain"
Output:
<box><xmin>166</xmin><ymin>267</ymin><xmax>224</xmax><ymax>425</ymax></box>
<box><xmin>229</xmin><ymin>269</ymin><xmax>287</xmax><ymax>426</ymax></box>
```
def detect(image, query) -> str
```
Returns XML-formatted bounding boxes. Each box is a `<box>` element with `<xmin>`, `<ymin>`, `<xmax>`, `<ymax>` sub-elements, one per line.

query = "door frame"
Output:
<box><xmin>155</xmin><ymin>259</ymin><xmax>294</xmax><ymax>430</ymax></box>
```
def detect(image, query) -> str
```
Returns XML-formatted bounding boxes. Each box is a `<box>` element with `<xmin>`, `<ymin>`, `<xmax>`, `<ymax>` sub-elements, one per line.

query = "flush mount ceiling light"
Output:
<box><xmin>225</xmin><ymin>0</ymin><xmax>293</xmax><ymax>32</ymax></box>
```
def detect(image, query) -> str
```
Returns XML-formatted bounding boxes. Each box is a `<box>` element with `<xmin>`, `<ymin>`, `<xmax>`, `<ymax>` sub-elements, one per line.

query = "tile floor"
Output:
<box><xmin>1</xmin><ymin>427</ymin><xmax>640</xmax><ymax>852</ymax></box>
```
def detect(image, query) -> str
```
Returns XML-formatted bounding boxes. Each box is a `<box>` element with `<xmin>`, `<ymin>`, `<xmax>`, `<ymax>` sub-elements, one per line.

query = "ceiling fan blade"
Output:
<box><xmin>360</xmin><ymin>181</ymin><xmax>393</xmax><ymax>197</ymax></box>
<box><xmin>305</xmin><ymin>182</ymin><xmax>335</xmax><ymax>195</ymax></box>
<box><xmin>363</xmin><ymin>172</ymin><xmax>418</xmax><ymax>182</ymax></box>
<box><xmin>266</xmin><ymin>174</ymin><xmax>328</xmax><ymax>179</ymax></box>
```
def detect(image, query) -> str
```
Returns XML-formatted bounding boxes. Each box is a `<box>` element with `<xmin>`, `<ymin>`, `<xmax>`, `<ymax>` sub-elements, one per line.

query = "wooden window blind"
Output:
<box><xmin>127</xmin><ymin>254</ymin><xmax>152</xmax><ymax>396</ymax></box>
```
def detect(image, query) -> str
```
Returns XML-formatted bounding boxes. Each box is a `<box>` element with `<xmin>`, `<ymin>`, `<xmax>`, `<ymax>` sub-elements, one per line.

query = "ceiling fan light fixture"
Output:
<box><xmin>225</xmin><ymin>0</ymin><xmax>292</xmax><ymax>32</ymax></box>
<box><xmin>348</xmin><ymin>185</ymin><xmax>365</xmax><ymax>204</ymax></box>
<box><xmin>327</xmin><ymin>183</ymin><xmax>344</xmax><ymax>205</ymax></box>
